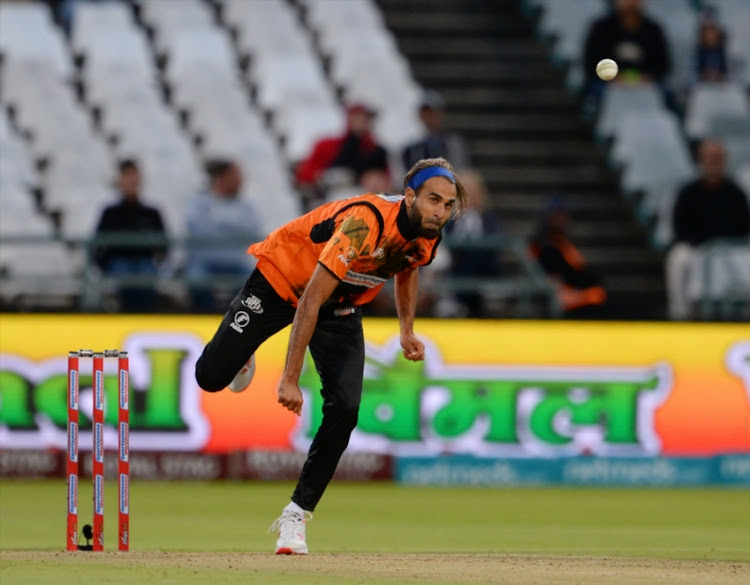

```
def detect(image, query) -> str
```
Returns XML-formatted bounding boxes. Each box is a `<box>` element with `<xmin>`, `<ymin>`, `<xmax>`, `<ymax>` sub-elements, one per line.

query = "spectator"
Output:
<box><xmin>402</xmin><ymin>90</ymin><xmax>471</xmax><ymax>172</ymax></box>
<box><xmin>583</xmin><ymin>0</ymin><xmax>671</xmax><ymax>106</ymax></box>
<box><xmin>528</xmin><ymin>196</ymin><xmax>607</xmax><ymax>318</ymax></box>
<box><xmin>93</xmin><ymin>159</ymin><xmax>167</xmax><ymax>312</ymax></box>
<box><xmin>441</xmin><ymin>169</ymin><xmax>502</xmax><ymax>317</ymax></box>
<box><xmin>325</xmin><ymin>169</ymin><xmax>393</xmax><ymax>204</ymax></box>
<box><xmin>295</xmin><ymin>103</ymin><xmax>389</xmax><ymax>209</ymax></box>
<box><xmin>695</xmin><ymin>13</ymin><xmax>728</xmax><ymax>83</ymax></box>
<box><xmin>666</xmin><ymin>139</ymin><xmax>750</xmax><ymax>319</ymax></box>
<box><xmin>185</xmin><ymin>160</ymin><xmax>263</xmax><ymax>312</ymax></box>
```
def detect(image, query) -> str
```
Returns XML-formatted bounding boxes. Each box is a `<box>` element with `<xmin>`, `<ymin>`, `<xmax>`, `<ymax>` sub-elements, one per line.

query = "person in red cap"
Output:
<box><xmin>295</xmin><ymin>103</ymin><xmax>389</xmax><ymax>209</ymax></box>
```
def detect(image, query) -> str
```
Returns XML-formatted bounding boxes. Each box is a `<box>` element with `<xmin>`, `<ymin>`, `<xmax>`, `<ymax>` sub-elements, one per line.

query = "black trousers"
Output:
<box><xmin>195</xmin><ymin>269</ymin><xmax>365</xmax><ymax>511</ymax></box>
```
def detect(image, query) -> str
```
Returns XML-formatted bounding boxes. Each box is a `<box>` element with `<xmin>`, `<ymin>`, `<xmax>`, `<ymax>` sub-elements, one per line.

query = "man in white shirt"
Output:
<box><xmin>185</xmin><ymin>160</ymin><xmax>263</xmax><ymax>311</ymax></box>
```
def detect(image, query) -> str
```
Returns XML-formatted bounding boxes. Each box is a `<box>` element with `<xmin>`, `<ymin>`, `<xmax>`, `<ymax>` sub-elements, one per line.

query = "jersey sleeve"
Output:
<box><xmin>317</xmin><ymin>207</ymin><xmax>381</xmax><ymax>280</ymax></box>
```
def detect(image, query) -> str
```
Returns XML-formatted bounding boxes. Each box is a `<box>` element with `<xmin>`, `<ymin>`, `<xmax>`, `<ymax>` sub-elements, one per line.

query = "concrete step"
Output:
<box><xmin>482</xmin><ymin>164</ymin><xmax>613</xmax><ymax>187</ymax></box>
<box><xmin>471</xmin><ymin>140</ymin><xmax>604</xmax><ymax>166</ymax></box>
<box><xmin>496</xmin><ymin>194</ymin><xmax>631</xmax><ymax>219</ymax></box>
<box><xmin>447</xmin><ymin>113</ymin><xmax>586</xmax><ymax>134</ymax></box>
<box><xmin>396</xmin><ymin>38</ymin><xmax>548</xmax><ymax>60</ymax></box>
<box><xmin>378</xmin><ymin>0</ymin><xmax>518</xmax><ymax>11</ymax></box>
<box><xmin>502</xmin><ymin>218</ymin><xmax>648</xmax><ymax>242</ymax></box>
<box><xmin>384</xmin><ymin>12</ymin><xmax>529</xmax><ymax>37</ymax></box>
<box><xmin>472</xmin><ymin>139</ymin><xmax>597</xmax><ymax>157</ymax></box>
<box><xmin>414</xmin><ymin>62</ymin><xmax>563</xmax><ymax>86</ymax></box>
<box><xmin>602</xmin><ymin>274</ymin><xmax>666</xmax><ymax>295</ymax></box>
<box><xmin>442</xmin><ymin>88</ymin><xmax>578</xmax><ymax>111</ymax></box>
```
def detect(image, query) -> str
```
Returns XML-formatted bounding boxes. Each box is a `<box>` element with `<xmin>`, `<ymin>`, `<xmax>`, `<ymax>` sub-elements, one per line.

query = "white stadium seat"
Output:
<box><xmin>223</xmin><ymin>0</ymin><xmax>310</xmax><ymax>58</ymax></box>
<box><xmin>646</xmin><ymin>0</ymin><xmax>698</xmax><ymax>90</ymax></box>
<box><xmin>276</xmin><ymin>103</ymin><xmax>344</xmax><ymax>162</ymax></box>
<box><xmin>685</xmin><ymin>83</ymin><xmax>750</xmax><ymax>139</ymax></box>
<box><xmin>614</xmin><ymin>110</ymin><xmax>694</xmax><ymax>210</ymax></box>
<box><xmin>165</xmin><ymin>29</ymin><xmax>238</xmax><ymax>84</ymax></box>
<box><xmin>140</xmin><ymin>0</ymin><xmax>215</xmax><ymax>57</ymax></box>
<box><xmin>540</xmin><ymin>0</ymin><xmax>606</xmax><ymax>64</ymax></box>
<box><xmin>596</xmin><ymin>85</ymin><xmax>665</xmax><ymax>140</ymax></box>
<box><xmin>0</xmin><ymin>2</ymin><xmax>72</xmax><ymax>78</ymax></box>
<box><xmin>686</xmin><ymin>244</ymin><xmax>750</xmax><ymax>310</ymax></box>
<box><xmin>304</xmin><ymin>0</ymin><xmax>384</xmax><ymax>34</ymax></box>
<box><xmin>252</xmin><ymin>54</ymin><xmax>334</xmax><ymax>112</ymax></box>
<box><xmin>72</xmin><ymin>1</ymin><xmax>135</xmax><ymax>52</ymax></box>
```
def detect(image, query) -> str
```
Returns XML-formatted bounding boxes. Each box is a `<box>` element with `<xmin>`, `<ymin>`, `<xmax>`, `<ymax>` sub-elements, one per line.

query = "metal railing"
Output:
<box><xmin>0</xmin><ymin>233</ymin><xmax>560</xmax><ymax>316</ymax></box>
<box><xmin>695</xmin><ymin>238</ymin><xmax>750</xmax><ymax>321</ymax></box>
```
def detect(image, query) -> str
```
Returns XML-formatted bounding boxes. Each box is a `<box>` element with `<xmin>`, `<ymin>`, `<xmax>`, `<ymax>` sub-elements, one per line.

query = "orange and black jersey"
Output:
<box><xmin>247</xmin><ymin>193</ymin><xmax>441</xmax><ymax>307</ymax></box>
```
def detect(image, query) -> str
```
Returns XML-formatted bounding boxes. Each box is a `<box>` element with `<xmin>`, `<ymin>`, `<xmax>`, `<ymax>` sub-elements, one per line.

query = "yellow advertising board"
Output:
<box><xmin>1</xmin><ymin>315</ymin><xmax>749</xmax><ymax>456</ymax></box>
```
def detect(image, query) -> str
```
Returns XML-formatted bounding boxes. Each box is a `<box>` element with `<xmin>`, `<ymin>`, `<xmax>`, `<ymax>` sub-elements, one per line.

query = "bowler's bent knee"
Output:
<box><xmin>194</xmin><ymin>356</ymin><xmax>230</xmax><ymax>392</ymax></box>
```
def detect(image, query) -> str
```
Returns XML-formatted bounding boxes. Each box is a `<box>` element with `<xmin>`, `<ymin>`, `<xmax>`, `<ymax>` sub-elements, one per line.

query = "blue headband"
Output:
<box><xmin>407</xmin><ymin>166</ymin><xmax>455</xmax><ymax>191</ymax></box>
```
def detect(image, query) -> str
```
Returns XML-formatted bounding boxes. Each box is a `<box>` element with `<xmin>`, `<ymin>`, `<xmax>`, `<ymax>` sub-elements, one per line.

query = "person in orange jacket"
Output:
<box><xmin>528</xmin><ymin>196</ymin><xmax>607</xmax><ymax>317</ymax></box>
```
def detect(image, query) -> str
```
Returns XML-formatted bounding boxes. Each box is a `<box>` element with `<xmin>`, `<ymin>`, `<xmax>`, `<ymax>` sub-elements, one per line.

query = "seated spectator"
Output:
<box><xmin>583</xmin><ymin>0</ymin><xmax>671</xmax><ymax>107</ymax></box>
<box><xmin>666</xmin><ymin>139</ymin><xmax>750</xmax><ymax>319</ymax></box>
<box><xmin>528</xmin><ymin>196</ymin><xmax>607</xmax><ymax>318</ymax></box>
<box><xmin>402</xmin><ymin>90</ymin><xmax>471</xmax><ymax>173</ymax></box>
<box><xmin>695</xmin><ymin>12</ymin><xmax>728</xmax><ymax>83</ymax></box>
<box><xmin>325</xmin><ymin>168</ymin><xmax>393</xmax><ymax>203</ymax></box>
<box><xmin>441</xmin><ymin>169</ymin><xmax>502</xmax><ymax>317</ymax></box>
<box><xmin>295</xmin><ymin>103</ymin><xmax>389</xmax><ymax>210</ymax></box>
<box><xmin>93</xmin><ymin>159</ymin><xmax>167</xmax><ymax>312</ymax></box>
<box><xmin>184</xmin><ymin>160</ymin><xmax>263</xmax><ymax>312</ymax></box>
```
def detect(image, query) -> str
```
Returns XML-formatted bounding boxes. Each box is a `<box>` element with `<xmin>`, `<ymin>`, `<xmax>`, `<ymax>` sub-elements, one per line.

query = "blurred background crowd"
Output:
<box><xmin>0</xmin><ymin>0</ymin><xmax>748</xmax><ymax>320</ymax></box>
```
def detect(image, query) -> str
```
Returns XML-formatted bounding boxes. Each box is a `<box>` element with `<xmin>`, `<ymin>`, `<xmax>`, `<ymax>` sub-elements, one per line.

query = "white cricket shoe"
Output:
<box><xmin>269</xmin><ymin>510</ymin><xmax>312</xmax><ymax>555</ymax></box>
<box><xmin>227</xmin><ymin>354</ymin><xmax>256</xmax><ymax>393</ymax></box>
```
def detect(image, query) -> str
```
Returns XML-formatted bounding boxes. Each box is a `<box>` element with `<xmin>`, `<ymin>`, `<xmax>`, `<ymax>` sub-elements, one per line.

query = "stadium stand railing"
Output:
<box><xmin>0</xmin><ymin>233</ymin><xmax>560</xmax><ymax>317</ymax></box>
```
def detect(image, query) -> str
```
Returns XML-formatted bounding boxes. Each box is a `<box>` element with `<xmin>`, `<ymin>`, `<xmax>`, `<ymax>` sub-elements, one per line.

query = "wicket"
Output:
<box><xmin>66</xmin><ymin>349</ymin><xmax>129</xmax><ymax>552</ymax></box>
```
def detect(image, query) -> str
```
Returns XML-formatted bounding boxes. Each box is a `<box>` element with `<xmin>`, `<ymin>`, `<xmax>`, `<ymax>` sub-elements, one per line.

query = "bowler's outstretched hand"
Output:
<box><xmin>401</xmin><ymin>333</ymin><xmax>425</xmax><ymax>361</ymax></box>
<box><xmin>277</xmin><ymin>378</ymin><xmax>304</xmax><ymax>416</ymax></box>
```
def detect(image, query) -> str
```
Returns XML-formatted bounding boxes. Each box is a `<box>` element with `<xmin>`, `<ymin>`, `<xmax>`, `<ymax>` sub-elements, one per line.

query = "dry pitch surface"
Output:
<box><xmin>2</xmin><ymin>551</ymin><xmax>749</xmax><ymax>585</ymax></box>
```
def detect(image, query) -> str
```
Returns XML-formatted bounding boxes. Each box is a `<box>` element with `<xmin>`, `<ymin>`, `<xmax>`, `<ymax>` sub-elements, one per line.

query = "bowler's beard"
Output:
<box><xmin>408</xmin><ymin>205</ymin><xmax>443</xmax><ymax>239</ymax></box>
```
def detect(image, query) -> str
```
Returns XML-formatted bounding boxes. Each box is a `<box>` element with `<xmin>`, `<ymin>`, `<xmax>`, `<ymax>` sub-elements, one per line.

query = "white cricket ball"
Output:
<box><xmin>596</xmin><ymin>58</ymin><xmax>619</xmax><ymax>81</ymax></box>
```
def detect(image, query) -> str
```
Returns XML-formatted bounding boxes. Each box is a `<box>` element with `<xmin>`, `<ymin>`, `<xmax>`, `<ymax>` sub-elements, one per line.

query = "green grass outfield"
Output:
<box><xmin>1</xmin><ymin>480</ymin><xmax>749</xmax><ymax>584</ymax></box>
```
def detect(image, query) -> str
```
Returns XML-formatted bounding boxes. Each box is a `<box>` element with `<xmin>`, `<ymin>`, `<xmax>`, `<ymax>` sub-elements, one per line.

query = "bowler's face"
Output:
<box><xmin>406</xmin><ymin>177</ymin><xmax>457</xmax><ymax>239</ymax></box>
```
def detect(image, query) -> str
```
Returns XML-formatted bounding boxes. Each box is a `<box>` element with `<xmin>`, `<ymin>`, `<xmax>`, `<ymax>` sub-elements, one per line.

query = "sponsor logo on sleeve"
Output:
<box><xmin>230</xmin><ymin>311</ymin><xmax>250</xmax><ymax>333</ymax></box>
<box><xmin>241</xmin><ymin>295</ymin><xmax>264</xmax><ymax>314</ymax></box>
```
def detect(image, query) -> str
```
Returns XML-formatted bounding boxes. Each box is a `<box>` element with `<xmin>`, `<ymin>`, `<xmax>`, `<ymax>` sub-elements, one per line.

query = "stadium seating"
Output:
<box><xmin>710</xmin><ymin>0</ymin><xmax>750</xmax><ymax>87</ymax></box>
<box><xmin>595</xmin><ymin>85</ymin><xmax>665</xmax><ymax>140</ymax></box>
<box><xmin>532</xmin><ymin>0</ymin><xmax>606</xmax><ymax>90</ymax></box>
<box><xmin>0</xmin><ymin>0</ymin><xmax>72</xmax><ymax>78</ymax></box>
<box><xmin>302</xmin><ymin>0</ymin><xmax>423</xmax><ymax>150</ymax></box>
<box><xmin>222</xmin><ymin>0</ymin><xmax>310</xmax><ymax>58</ymax></box>
<box><xmin>686</xmin><ymin>242</ymin><xmax>750</xmax><ymax>319</ymax></box>
<box><xmin>0</xmin><ymin>108</ymin><xmax>37</xmax><ymax>193</ymax></box>
<box><xmin>738</xmin><ymin>164</ymin><xmax>750</xmax><ymax>197</ymax></box>
<box><xmin>685</xmin><ymin>82</ymin><xmax>750</xmax><ymax>140</ymax></box>
<box><xmin>646</xmin><ymin>0</ymin><xmax>698</xmax><ymax>91</ymax></box>
<box><xmin>220</xmin><ymin>0</ymin><xmax>342</xmax><ymax>164</ymax></box>
<box><xmin>138</xmin><ymin>0</ymin><xmax>215</xmax><ymax>58</ymax></box>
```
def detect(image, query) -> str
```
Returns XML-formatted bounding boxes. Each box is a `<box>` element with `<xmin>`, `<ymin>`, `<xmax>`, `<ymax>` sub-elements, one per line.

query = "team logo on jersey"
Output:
<box><xmin>371</xmin><ymin>248</ymin><xmax>385</xmax><ymax>259</ymax></box>
<box><xmin>241</xmin><ymin>295</ymin><xmax>264</xmax><ymax>314</ymax></box>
